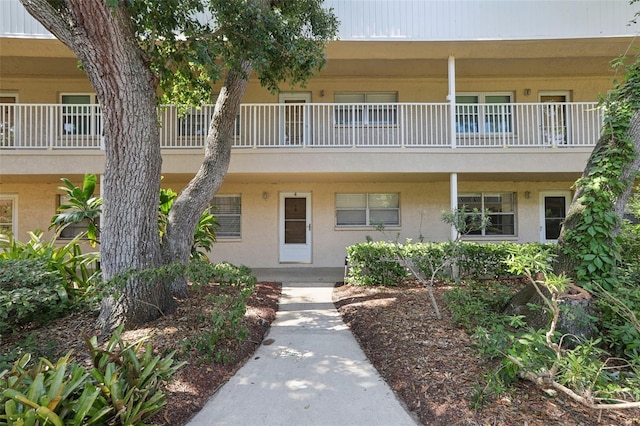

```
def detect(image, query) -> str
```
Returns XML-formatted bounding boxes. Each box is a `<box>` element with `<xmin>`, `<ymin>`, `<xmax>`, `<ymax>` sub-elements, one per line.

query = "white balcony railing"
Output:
<box><xmin>0</xmin><ymin>102</ymin><xmax>603</xmax><ymax>151</ymax></box>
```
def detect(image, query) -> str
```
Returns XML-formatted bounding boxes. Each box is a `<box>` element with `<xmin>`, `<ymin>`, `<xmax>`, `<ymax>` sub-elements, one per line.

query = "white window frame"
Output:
<box><xmin>60</xmin><ymin>93</ymin><xmax>101</xmax><ymax>136</ymax></box>
<box><xmin>455</xmin><ymin>92</ymin><xmax>513</xmax><ymax>134</ymax></box>
<box><xmin>458</xmin><ymin>192</ymin><xmax>516</xmax><ymax>236</ymax></box>
<box><xmin>335</xmin><ymin>193</ymin><xmax>400</xmax><ymax>227</ymax></box>
<box><xmin>334</xmin><ymin>92</ymin><xmax>398</xmax><ymax>126</ymax></box>
<box><xmin>211</xmin><ymin>194</ymin><xmax>242</xmax><ymax>240</ymax></box>
<box><xmin>0</xmin><ymin>194</ymin><xmax>18</xmax><ymax>237</ymax></box>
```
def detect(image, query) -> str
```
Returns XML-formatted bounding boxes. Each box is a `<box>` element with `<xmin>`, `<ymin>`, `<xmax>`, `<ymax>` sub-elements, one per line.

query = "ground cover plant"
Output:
<box><xmin>0</xmin><ymin>267</ymin><xmax>280</xmax><ymax>425</ymax></box>
<box><xmin>339</xmin><ymin>235</ymin><xmax>640</xmax><ymax>425</ymax></box>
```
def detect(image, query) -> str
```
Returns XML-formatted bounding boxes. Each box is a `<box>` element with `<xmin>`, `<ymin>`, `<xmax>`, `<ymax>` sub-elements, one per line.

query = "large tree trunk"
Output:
<box><xmin>555</xmin><ymin>110</ymin><xmax>640</xmax><ymax>279</ymax></box>
<box><xmin>21</xmin><ymin>0</ymin><xmax>175</xmax><ymax>330</ymax></box>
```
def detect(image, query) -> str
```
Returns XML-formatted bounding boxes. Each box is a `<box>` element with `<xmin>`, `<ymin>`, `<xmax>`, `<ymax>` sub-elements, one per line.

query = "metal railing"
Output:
<box><xmin>0</xmin><ymin>102</ymin><xmax>603</xmax><ymax>150</ymax></box>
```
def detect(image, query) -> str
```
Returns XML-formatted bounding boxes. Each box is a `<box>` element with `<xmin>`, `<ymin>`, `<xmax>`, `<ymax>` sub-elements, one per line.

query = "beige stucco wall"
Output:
<box><xmin>198</xmin><ymin>179</ymin><xmax>577</xmax><ymax>269</ymax></box>
<box><xmin>0</xmin><ymin>182</ymin><xmax>73</xmax><ymax>241</ymax></box>
<box><xmin>0</xmin><ymin>64</ymin><xmax>617</xmax><ymax>106</ymax></box>
<box><xmin>1</xmin><ymin>177</ymin><xmax>577</xmax><ymax>268</ymax></box>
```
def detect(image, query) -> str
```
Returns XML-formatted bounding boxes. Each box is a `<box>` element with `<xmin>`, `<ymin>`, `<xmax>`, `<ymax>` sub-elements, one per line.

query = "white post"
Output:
<box><xmin>448</xmin><ymin>55</ymin><xmax>457</xmax><ymax>149</ymax></box>
<box><xmin>450</xmin><ymin>172</ymin><xmax>458</xmax><ymax>241</ymax></box>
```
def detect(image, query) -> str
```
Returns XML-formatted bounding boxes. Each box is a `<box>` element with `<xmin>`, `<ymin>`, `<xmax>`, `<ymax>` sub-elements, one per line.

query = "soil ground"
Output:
<box><xmin>2</xmin><ymin>279</ymin><xmax>640</xmax><ymax>425</ymax></box>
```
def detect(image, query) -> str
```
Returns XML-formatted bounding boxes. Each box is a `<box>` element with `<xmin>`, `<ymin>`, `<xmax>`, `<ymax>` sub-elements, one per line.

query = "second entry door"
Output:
<box><xmin>279</xmin><ymin>92</ymin><xmax>311</xmax><ymax>145</ymax></box>
<box><xmin>279</xmin><ymin>192</ymin><xmax>312</xmax><ymax>263</ymax></box>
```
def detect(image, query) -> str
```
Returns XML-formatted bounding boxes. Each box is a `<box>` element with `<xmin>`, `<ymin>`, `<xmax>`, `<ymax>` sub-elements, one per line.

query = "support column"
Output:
<box><xmin>448</xmin><ymin>55</ymin><xmax>457</xmax><ymax>149</ymax></box>
<box><xmin>450</xmin><ymin>172</ymin><xmax>458</xmax><ymax>241</ymax></box>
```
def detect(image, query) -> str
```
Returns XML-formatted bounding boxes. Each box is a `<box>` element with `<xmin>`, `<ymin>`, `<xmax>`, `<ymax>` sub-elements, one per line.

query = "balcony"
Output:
<box><xmin>0</xmin><ymin>102</ymin><xmax>603</xmax><ymax>151</ymax></box>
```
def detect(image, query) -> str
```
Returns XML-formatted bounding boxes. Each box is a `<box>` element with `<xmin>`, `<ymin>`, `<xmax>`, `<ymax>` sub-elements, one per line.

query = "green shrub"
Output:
<box><xmin>0</xmin><ymin>259</ymin><xmax>71</xmax><ymax>336</ymax></box>
<box><xmin>443</xmin><ymin>280</ymin><xmax>520</xmax><ymax>331</ymax></box>
<box><xmin>0</xmin><ymin>326</ymin><xmax>184</xmax><ymax>426</ymax></box>
<box><xmin>0</xmin><ymin>231</ymin><xmax>101</xmax><ymax>300</ymax></box>
<box><xmin>186</xmin><ymin>260</ymin><xmax>256</xmax><ymax>288</ymax></box>
<box><xmin>181</xmin><ymin>282</ymin><xmax>254</xmax><ymax>363</ymax></box>
<box><xmin>345</xmin><ymin>242</ymin><xmax>407</xmax><ymax>286</ymax></box>
<box><xmin>182</xmin><ymin>261</ymin><xmax>256</xmax><ymax>362</ymax></box>
<box><xmin>345</xmin><ymin>241</ymin><xmax>555</xmax><ymax>286</ymax></box>
<box><xmin>597</xmin><ymin>277</ymin><xmax>640</xmax><ymax>364</ymax></box>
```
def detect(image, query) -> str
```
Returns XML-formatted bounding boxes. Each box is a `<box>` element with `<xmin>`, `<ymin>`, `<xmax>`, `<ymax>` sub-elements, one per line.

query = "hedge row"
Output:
<box><xmin>345</xmin><ymin>241</ymin><xmax>554</xmax><ymax>286</ymax></box>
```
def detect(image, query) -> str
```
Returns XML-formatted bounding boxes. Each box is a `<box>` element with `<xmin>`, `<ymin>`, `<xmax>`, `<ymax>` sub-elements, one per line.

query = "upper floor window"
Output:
<box><xmin>61</xmin><ymin>94</ymin><xmax>101</xmax><ymax>136</ymax></box>
<box><xmin>334</xmin><ymin>92</ymin><xmax>398</xmax><ymax>126</ymax></box>
<box><xmin>179</xmin><ymin>108</ymin><xmax>210</xmax><ymax>137</ymax></box>
<box><xmin>336</xmin><ymin>193</ymin><xmax>400</xmax><ymax>227</ymax></box>
<box><xmin>211</xmin><ymin>195</ymin><xmax>241</xmax><ymax>239</ymax></box>
<box><xmin>456</xmin><ymin>93</ymin><xmax>513</xmax><ymax>134</ymax></box>
<box><xmin>458</xmin><ymin>192</ymin><xmax>516</xmax><ymax>236</ymax></box>
<box><xmin>178</xmin><ymin>106</ymin><xmax>240</xmax><ymax>138</ymax></box>
<box><xmin>0</xmin><ymin>195</ymin><xmax>16</xmax><ymax>237</ymax></box>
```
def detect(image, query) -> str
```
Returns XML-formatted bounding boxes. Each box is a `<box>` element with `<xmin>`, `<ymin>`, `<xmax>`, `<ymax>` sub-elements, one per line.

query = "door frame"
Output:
<box><xmin>279</xmin><ymin>191</ymin><xmax>312</xmax><ymax>263</ymax></box>
<box><xmin>278</xmin><ymin>92</ymin><xmax>312</xmax><ymax>146</ymax></box>
<box><xmin>539</xmin><ymin>191</ymin><xmax>571</xmax><ymax>243</ymax></box>
<box><xmin>538</xmin><ymin>91</ymin><xmax>571</xmax><ymax>146</ymax></box>
<box><xmin>0</xmin><ymin>93</ymin><xmax>18</xmax><ymax>147</ymax></box>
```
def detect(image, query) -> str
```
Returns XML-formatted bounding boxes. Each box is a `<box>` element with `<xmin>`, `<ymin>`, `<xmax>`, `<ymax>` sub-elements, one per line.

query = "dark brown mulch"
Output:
<box><xmin>4</xmin><ymin>278</ymin><xmax>640</xmax><ymax>425</ymax></box>
<box><xmin>0</xmin><ymin>281</ymin><xmax>281</xmax><ymax>426</ymax></box>
<box><xmin>332</xmin><ymin>280</ymin><xmax>640</xmax><ymax>426</ymax></box>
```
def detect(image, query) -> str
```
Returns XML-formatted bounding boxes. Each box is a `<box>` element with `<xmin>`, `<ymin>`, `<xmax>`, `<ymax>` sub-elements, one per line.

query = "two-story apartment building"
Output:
<box><xmin>1</xmin><ymin>0</ymin><xmax>638</xmax><ymax>269</ymax></box>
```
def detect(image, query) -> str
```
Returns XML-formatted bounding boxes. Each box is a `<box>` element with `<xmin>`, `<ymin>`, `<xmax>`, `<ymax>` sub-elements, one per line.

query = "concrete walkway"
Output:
<box><xmin>187</xmin><ymin>269</ymin><xmax>417</xmax><ymax>426</ymax></box>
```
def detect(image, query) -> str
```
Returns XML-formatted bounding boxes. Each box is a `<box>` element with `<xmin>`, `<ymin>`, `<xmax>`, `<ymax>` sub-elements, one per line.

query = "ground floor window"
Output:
<box><xmin>458</xmin><ymin>192</ymin><xmax>515</xmax><ymax>236</ymax></box>
<box><xmin>336</xmin><ymin>193</ymin><xmax>400</xmax><ymax>227</ymax></box>
<box><xmin>211</xmin><ymin>195</ymin><xmax>241</xmax><ymax>239</ymax></box>
<box><xmin>0</xmin><ymin>195</ymin><xmax>16</xmax><ymax>237</ymax></box>
<box><xmin>56</xmin><ymin>194</ymin><xmax>99</xmax><ymax>239</ymax></box>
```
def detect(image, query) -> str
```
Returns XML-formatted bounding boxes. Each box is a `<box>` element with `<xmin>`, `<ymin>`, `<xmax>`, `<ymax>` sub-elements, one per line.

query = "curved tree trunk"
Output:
<box><xmin>162</xmin><ymin>62</ymin><xmax>252</xmax><ymax>297</ymax></box>
<box><xmin>21</xmin><ymin>0</ymin><xmax>175</xmax><ymax>330</ymax></box>
<box><xmin>555</xmin><ymin>110</ymin><xmax>640</xmax><ymax>279</ymax></box>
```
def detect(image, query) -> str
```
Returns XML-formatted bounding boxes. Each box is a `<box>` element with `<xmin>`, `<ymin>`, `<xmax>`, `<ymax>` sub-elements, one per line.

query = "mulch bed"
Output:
<box><xmin>332</xmin><ymin>280</ymin><xmax>640</xmax><ymax>426</ymax></box>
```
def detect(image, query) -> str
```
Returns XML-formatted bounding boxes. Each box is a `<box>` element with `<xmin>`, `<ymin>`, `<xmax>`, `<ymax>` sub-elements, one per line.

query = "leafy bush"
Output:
<box><xmin>596</xmin><ymin>276</ymin><xmax>640</xmax><ymax>364</ymax></box>
<box><xmin>443</xmin><ymin>280</ymin><xmax>521</xmax><ymax>330</ymax></box>
<box><xmin>346</xmin><ymin>241</ymin><xmax>555</xmax><ymax>286</ymax></box>
<box><xmin>0</xmin><ymin>326</ymin><xmax>184</xmax><ymax>425</ymax></box>
<box><xmin>181</xmin><ymin>261</ymin><xmax>256</xmax><ymax>362</ymax></box>
<box><xmin>345</xmin><ymin>241</ymin><xmax>407</xmax><ymax>286</ymax></box>
<box><xmin>0</xmin><ymin>259</ymin><xmax>71</xmax><ymax>336</ymax></box>
<box><xmin>0</xmin><ymin>231</ymin><xmax>101</xmax><ymax>300</ymax></box>
<box><xmin>181</xmin><ymin>283</ymin><xmax>254</xmax><ymax>363</ymax></box>
<box><xmin>50</xmin><ymin>174</ymin><xmax>102</xmax><ymax>246</ymax></box>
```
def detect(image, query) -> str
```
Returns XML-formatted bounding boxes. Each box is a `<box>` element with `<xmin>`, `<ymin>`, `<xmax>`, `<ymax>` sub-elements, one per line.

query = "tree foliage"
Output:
<box><xmin>122</xmin><ymin>0</ymin><xmax>338</xmax><ymax>105</ymax></box>
<box><xmin>20</xmin><ymin>0</ymin><xmax>338</xmax><ymax>328</ymax></box>
<box><xmin>556</xmin><ymin>55</ymin><xmax>640</xmax><ymax>291</ymax></box>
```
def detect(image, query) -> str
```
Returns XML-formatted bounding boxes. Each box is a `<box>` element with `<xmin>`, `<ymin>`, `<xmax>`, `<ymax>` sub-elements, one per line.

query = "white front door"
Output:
<box><xmin>279</xmin><ymin>192</ymin><xmax>312</xmax><ymax>263</ymax></box>
<box><xmin>278</xmin><ymin>92</ymin><xmax>311</xmax><ymax>146</ymax></box>
<box><xmin>540</xmin><ymin>191</ymin><xmax>571</xmax><ymax>242</ymax></box>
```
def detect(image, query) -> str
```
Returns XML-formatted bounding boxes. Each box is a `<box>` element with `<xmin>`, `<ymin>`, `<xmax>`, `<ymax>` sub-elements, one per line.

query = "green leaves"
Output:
<box><xmin>50</xmin><ymin>174</ymin><xmax>102</xmax><ymax>247</ymax></box>
<box><xmin>127</xmin><ymin>0</ymin><xmax>338</xmax><ymax>104</ymax></box>
<box><xmin>0</xmin><ymin>326</ymin><xmax>184</xmax><ymax>425</ymax></box>
<box><xmin>559</xmin><ymin>58</ymin><xmax>640</xmax><ymax>291</ymax></box>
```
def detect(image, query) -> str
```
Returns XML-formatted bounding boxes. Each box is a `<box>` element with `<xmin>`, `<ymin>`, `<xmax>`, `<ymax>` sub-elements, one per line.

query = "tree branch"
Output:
<box><xmin>20</xmin><ymin>0</ymin><xmax>76</xmax><ymax>49</ymax></box>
